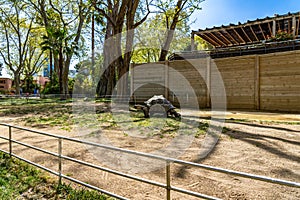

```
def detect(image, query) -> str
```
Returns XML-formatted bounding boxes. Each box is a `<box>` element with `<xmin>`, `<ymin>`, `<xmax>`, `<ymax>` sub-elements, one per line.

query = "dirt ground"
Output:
<box><xmin>0</xmin><ymin>109</ymin><xmax>299</xmax><ymax>199</ymax></box>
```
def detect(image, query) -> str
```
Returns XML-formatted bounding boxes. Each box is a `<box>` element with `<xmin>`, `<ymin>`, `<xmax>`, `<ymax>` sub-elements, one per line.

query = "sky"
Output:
<box><xmin>190</xmin><ymin>0</ymin><xmax>300</xmax><ymax>30</ymax></box>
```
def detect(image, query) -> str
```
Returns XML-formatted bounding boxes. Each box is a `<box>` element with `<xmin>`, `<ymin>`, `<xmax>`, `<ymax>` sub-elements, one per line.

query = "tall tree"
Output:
<box><xmin>0</xmin><ymin>0</ymin><xmax>36</xmax><ymax>95</ymax></box>
<box><xmin>22</xmin><ymin>35</ymin><xmax>47</xmax><ymax>92</ymax></box>
<box><xmin>93</xmin><ymin>0</ymin><xmax>150</xmax><ymax>96</ymax></box>
<box><xmin>153</xmin><ymin>0</ymin><xmax>204</xmax><ymax>61</ymax></box>
<box><xmin>29</xmin><ymin>0</ymin><xmax>91</xmax><ymax>99</ymax></box>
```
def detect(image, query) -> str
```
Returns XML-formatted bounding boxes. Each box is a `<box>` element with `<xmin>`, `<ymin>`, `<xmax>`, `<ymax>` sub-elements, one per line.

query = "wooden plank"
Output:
<box><xmin>258</xmin><ymin>24</ymin><xmax>266</xmax><ymax>40</ymax></box>
<box><xmin>232</xmin><ymin>28</ymin><xmax>246</xmax><ymax>43</ymax></box>
<box><xmin>240</xmin><ymin>26</ymin><xmax>252</xmax><ymax>43</ymax></box>
<box><xmin>249</xmin><ymin>25</ymin><xmax>260</xmax><ymax>41</ymax></box>
<box><xmin>165</xmin><ymin>61</ymin><xmax>169</xmax><ymax>99</ymax></box>
<box><xmin>254</xmin><ymin>55</ymin><xmax>260</xmax><ymax>110</ymax></box>
<box><xmin>206</xmin><ymin>56</ymin><xmax>211</xmax><ymax>107</ymax></box>
<box><xmin>130</xmin><ymin>63</ymin><xmax>134</xmax><ymax>95</ymax></box>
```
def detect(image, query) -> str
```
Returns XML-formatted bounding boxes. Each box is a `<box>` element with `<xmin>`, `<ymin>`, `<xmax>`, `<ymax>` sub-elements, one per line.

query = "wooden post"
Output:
<box><xmin>206</xmin><ymin>56</ymin><xmax>211</xmax><ymax>108</ymax></box>
<box><xmin>191</xmin><ymin>33</ymin><xmax>195</xmax><ymax>52</ymax></box>
<box><xmin>164</xmin><ymin>61</ymin><xmax>169</xmax><ymax>99</ymax></box>
<box><xmin>292</xmin><ymin>16</ymin><xmax>296</xmax><ymax>37</ymax></box>
<box><xmin>254</xmin><ymin>55</ymin><xmax>260</xmax><ymax>110</ymax></box>
<box><xmin>272</xmin><ymin>20</ymin><xmax>276</xmax><ymax>36</ymax></box>
<box><xmin>130</xmin><ymin>63</ymin><xmax>134</xmax><ymax>98</ymax></box>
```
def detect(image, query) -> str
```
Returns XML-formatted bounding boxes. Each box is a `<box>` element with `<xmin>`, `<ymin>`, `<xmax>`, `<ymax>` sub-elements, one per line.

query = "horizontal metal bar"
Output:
<box><xmin>11</xmin><ymin>139</ymin><xmax>59</xmax><ymax>158</ymax></box>
<box><xmin>61</xmin><ymin>154</ymin><xmax>166</xmax><ymax>189</ymax></box>
<box><xmin>1</xmin><ymin>123</ymin><xmax>300</xmax><ymax>189</ymax></box>
<box><xmin>171</xmin><ymin>186</ymin><xmax>221</xmax><ymax>200</ymax></box>
<box><xmin>0</xmin><ymin>149</ymin><xmax>127</xmax><ymax>200</ymax></box>
<box><xmin>61</xmin><ymin>174</ymin><xmax>128</xmax><ymax>200</ymax></box>
<box><xmin>0</xmin><ymin>149</ymin><xmax>60</xmax><ymax>177</ymax></box>
<box><xmin>173</xmin><ymin>160</ymin><xmax>300</xmax><ymax>188</ymax></box>
<box><xmin>0</xmin><ymin>135</ymin><xmax>9</xmax><ymax>141</ymax></box>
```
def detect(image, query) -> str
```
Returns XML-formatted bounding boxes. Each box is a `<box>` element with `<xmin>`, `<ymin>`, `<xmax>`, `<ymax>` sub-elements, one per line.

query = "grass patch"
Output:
<box><xmin>0</xmin><ymin>152</ymin><xmax>112</xmax><ymax>199</ymax></box>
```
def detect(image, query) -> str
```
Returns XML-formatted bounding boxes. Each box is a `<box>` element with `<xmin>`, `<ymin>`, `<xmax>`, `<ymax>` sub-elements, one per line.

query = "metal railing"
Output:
<box><xmin>0</xmin><ymin>123</ymin><xmax>299</xmax><ymax>200</ymax></box>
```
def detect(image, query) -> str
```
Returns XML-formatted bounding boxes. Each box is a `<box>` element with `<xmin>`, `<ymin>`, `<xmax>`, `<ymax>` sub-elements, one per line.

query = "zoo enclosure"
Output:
<box><xmin>0</xmin><ymin>123</ymin><xmax>299</xmax><ymax>199</ymax></box>
<box><xmin>131</xmin><ymin>49</ymin><xmax>300</xmax><ymax>112</ymax></box>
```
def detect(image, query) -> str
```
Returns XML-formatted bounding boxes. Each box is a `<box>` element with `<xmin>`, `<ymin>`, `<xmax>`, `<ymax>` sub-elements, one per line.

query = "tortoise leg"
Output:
<box><xmin>143</xmin><ymin>107</ymin><xmax>150</xmax><ymax>118</ymax></box>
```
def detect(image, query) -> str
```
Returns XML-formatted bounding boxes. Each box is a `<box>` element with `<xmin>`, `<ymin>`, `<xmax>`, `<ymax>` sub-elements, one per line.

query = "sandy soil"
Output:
<box><xmin>0</xmin><ymin>110</ymin><xmax>299</xmax><ymax>199</ymax></box>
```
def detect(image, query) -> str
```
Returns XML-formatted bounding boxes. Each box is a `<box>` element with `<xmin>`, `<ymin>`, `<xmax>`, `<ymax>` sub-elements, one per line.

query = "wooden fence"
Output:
<box><xmin>131</xmin><ymin>50</ymin><xmax>300</xmax><ymax>112</ymax></box>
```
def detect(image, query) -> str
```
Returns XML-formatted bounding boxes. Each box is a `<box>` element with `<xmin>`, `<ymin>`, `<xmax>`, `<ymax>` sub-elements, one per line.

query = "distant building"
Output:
<box><xmin>33</xmin><ymin>75</ymin><xmax>49</xmax><ymax>88</ymax></box>
<box><xmin>0</xmin><ymin>78</ymin><xmax>12</xmax><ymax>92</ymax></box>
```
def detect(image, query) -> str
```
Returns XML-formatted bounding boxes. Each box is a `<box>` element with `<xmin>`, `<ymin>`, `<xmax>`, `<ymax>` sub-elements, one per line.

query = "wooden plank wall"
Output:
<box><xmin>260</xmin><ymin>51</ymin><xmax>300</xmax><ymax>111</ymax></box>
<box><xmin>131</xmin><ymin>50</ymin><xmax>300</xmax><ymax>112</ymax></box>
<box><xmin>168</xmin><ymin>59</ymin><xmax>207</xmax><ymax>107</ymax></box>
<box><xmin>131</xmin><ymin>62</ymin><xmax>166</xmax><ymax>103</ymax></box>
<box><xmin>213</xmin><ymin>56</ymin><xmax>256</xmax><ymax>109</ymax></box>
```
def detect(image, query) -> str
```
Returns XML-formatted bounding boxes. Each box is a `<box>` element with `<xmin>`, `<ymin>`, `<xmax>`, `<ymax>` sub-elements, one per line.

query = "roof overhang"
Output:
<box><xmin>192</xmin><ymin>12</ymin><xmax>300</xmax><ymax>48</ymax></box>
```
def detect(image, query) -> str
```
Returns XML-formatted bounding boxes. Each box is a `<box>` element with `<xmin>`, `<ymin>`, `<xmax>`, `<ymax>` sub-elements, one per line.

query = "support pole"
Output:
<box><xmin>166</xmin><ymin>161</ymin><xmax>171</xmax><ymax>200</ymax></box>
<box><xmin>9</xmin><ymin>126</ymin><xmax>12</xmax><ymax>157</ymax></box>
<box><xmin>58</xmin><ymin>138</ymin><xmax>62</xmax><ymax>185</ymax></box>
<box><xmin>292</xmin><ymin>16</ymin><xmax>296</xmax><ymax>37</ymax></box>
<box><xmin>272</xmin><ymin>20</ymin><xmax>276</xmax><ymax>36</ymax></box>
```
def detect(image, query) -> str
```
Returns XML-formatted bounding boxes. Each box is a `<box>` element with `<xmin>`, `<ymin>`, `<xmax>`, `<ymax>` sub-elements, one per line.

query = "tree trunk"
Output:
<box><xmin>159</xmin><ymin>0</ymin><xmax>183</xmax><ymax>61</ymax></box>
<box><xmin>92</xmin><ymin>14</ymin><xmax>95</xmax><ymax>68</ymax></box>
<box><xmin>49</xmin><ymin>50</ymin><xmax>53</xmax><ymax>83</ymax></box>
<box><xmin>62</xmin><ymin>62</ymin><xmax>69</xmax><ymax>100</ymax></box>
<box><xmin>13</xmin><ymin>72</ymin><xmax>21</xmax><ymax>96</ymax></box>
<box><xmin>158</xmin><ymin>30</ymin><xmax>175</xmax><ymax>61</ymax></box>
<box><xmin>96</xmin><ymin>64</ymin><xmax>116</xmax><ymax>97</ymax></box>
<box><xmin>58</xmin><ymin>49</ymin><xmax>63</xmax><ymax>99</ymax></box>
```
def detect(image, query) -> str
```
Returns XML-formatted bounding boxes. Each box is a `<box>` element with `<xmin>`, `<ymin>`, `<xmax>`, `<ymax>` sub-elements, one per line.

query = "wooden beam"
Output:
<box><xmin>296</xmin><ymin>15</ymin><xmax>300</xmax><ymax>36</ymax></box>
<box><xmin>223</xmin><ymin>29</ymin><xmax>239</xmax><ymax>45</ymax></box>
<box><xmin>272</xmin><ymin>20</ymin><xmax>276</xmax><ymax>36</ymax></box>
<box><xmin>258</xmin><ymin>24</ymin><xmax>266</xmax><ymax>40</ymax></box>
<box><xmin>215</xmin><ymin>30</ymin><xmax>232</xmax><ymax>45</ymax></box>
<box><xmin>232</xmin><ymin>28</ymin><xmax>246</xmax><ymax>43</ymax></box>
<box><xmin>267</xmin><ymin>22</ymin><xmax>273</xmax><ymax>37</ymax></box>
<box><xmin>292</xmin><ymin>16</ymin><xmax>296</xmax><ymax>37</ymax></box>
<box><xmin>207</xmin><ymin>32</ymin><xmax>227</xmax><ymax>46</ymax></box>
<box><xmin>240</xmin><ymin>26</ymin><xmax>253</xmax><ymax>43</ymax></box>
<box><xmin>199</xmin><ymin>33</ymin><xmax>221</xmax><ymax>47</ymax></box>
<box><xmin>249</xmin><ymin>25</ymin><xmax>260</xmax><ymax>41</ymax></box>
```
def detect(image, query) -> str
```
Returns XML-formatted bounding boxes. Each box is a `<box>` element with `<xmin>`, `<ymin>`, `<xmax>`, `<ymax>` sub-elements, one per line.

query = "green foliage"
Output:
<box><xmin>73</xmin><ymin>53</ymin><xmax>103</xmax><ymax>95</ymax></box>
<box><xmin>42</xmin><ymin>74</ymin><xmax>60</xmax><ymax>94</ymax></box>
<box><xmin>267</xmin><ymin>30</ymin><xmax>294</xmax><ymax>42</ymax></box>
<box><xmin>194</xmin><ymin>35</ymin><xmax>214</xmax><ymax>50</ymax></box>
<box><xmin>22</xmin><ymin>75</ymin><xmax>40</xmax><ymax>94</ymax></box>
<box><xmin>132</xmin><ymin>13</ymin><xmax>192</xmax><ymax>63</ymax></box>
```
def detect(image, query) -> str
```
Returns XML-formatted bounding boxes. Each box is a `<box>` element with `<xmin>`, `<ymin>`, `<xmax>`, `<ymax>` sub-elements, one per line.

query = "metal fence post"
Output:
<box><xmin>9</xmin><ymin>126</ymin><xmax>12</xmax><ymax>157</ymax></box>
<box><xmin>166</xmin><ymin>161</ymin><xmax>171</xmax><ymax>200</ymax></box>
<box><xmin>58</xmin><ymin>138</ymin><xmax>62</xmax><ymax>185</ymax></box>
